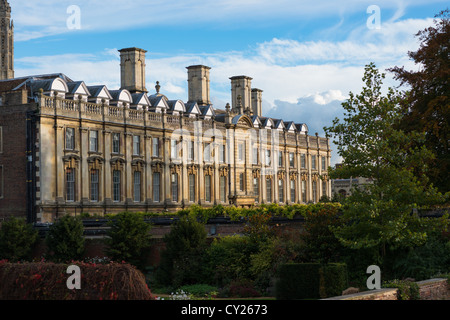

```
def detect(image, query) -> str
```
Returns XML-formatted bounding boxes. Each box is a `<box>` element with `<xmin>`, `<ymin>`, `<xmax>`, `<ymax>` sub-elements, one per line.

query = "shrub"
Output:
<box><xmin>228</xmin><ymin>279</ymin><xmax>261</xmax><ymax>298</ymax></box>
<box><xmin>319</xmin><ymin>263</ymin><xmax>348</xmax><ymax>298</ymax></box>
<box><xmin>45</xmin><ymin>215</ymin><xmax>85</xmax><ymax>263</ymax></box>
<box><xmin>0</xmin><ymin>217</ymin><xmax>38</xmax><ymax>262</ymax></box>
<box><xmin>105</xmin><ymin>212</ymin><xmax>153</xmax><ymax>270</ymax></box>
<box><xmin>383</xmin><ymin>279</ymin><xmax>421</xmax><ymax>300</ymax></box>
<box><xmin>275</xmin><ymin>263</ymin><xmax>322</xmax><ymax>300</ymax></box>
<box><xmin>179</xmin><ymin>284</ymin><xmax>218</xmax><ymax>299</ymax></box>
<box><xmin>155</xmin><ymin>216</ymin><xmax>207</xmax><ymax>288</ymax></box>
<box><xmin>0</xmin><ymin>260</ymin><xmax>154</xmax><ymax>300</ymax></box>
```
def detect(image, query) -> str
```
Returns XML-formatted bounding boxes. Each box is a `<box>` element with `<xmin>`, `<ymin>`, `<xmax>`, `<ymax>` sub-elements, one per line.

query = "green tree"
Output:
<box><xmin>155</xmin><ymin>216</ymin><xmax>207</xmax><ymax>288</ymax></box>
<box><xmin>324</xmin><ymin>63</ymin><xmax>449</xmax><ymax>265</ymax></box>
<box><xmin>105</xmin><ymin>212</ymin><xmax>153</xmax><ymax>270</ymax></box>
<box><xmin>389</xmin><ymin>9</ymin><xmax>449</xmax><ymax>193</ymax></box>
<box><xmin>45</xmin><ymin>215</ymin><xmax>85</xmax><ymax>262</ymax></box>
<box><xmin>0</xmin><ymin>217</ymin><xmax>38</xmax><ymax>261</ymax></box>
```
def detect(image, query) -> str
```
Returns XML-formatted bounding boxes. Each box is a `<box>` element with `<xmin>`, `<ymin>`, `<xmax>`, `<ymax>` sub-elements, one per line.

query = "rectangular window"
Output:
<box><xmin>238</xmin><ymin>143</ymin><xmax>244</xmax><ymax>162</ymax></box>
<box><xmin>204</xmin><ymin>143</ymin><xmax>211</xmax><ymax>162</ymax></box>
<box><xmin>0</xmin><ymin>165</ymin><xmax>3</xmax><ymax>199</ymax></box>
<box><xmin>265</xmin><ymin>149</ymin><xmax>271</xmax><ymax>166</ymax></box>
<box><xmin>266</xmin><ymin>178</ymin><xmax>272</xmax><ymax>203</ymax></box>
<box><xmin>89</xmin><ymin>130</ymin><xmax>98</xmax><ymax>152</ymax></box>
<box><xmin>302</xmin><ymin>180</ymin><xmax>307</xmax><ymax>203</ymax></box>
<box><xmin>134</xmin><ymin>171</ymin><xmax>141</xmax><ymax>202</ymax></box>
<box><xmin>66</xmin><ymin>127</ymin><xmax>75</xmax><ymax>150</ymax></box>
<box><xmin>153</xmin><ymin>172</ymin><xmax>160</xmax><ymax>202</ymax></box>
<box><xmin>171</xmin><ymin>139</ymin><xmax>179</xmax><ymax>160</ymax></box>
<box><xmin>171</xmin><ymin>173</ymin><xmax>178</xmax><ymax>202</ymax></box>
<box><xmin>0</xmin><ymin>126</ymin><xmax>3</xmax><ymax>153</ymax></box>
<box><xmin>189</xmin><ymin>174</ymin><xmax>195</xmax><ymax>202</ymax></box>
<box><xmin>66</xmin><ymin>168</ymin><xmax>75</xmax><ymax>202</ymax></box>
<box><xmin>311</xmin><ymin>155</ymin><xmax>316</xmax><ymax>170</ymax></box>
<box><xmin>290</xmin><ymin>180</ymin><xmax>296</xmax><ymax>202</ymax></box>
<box><xmin>322</xmin><ymin>156</ymin><xmax>326</xmax><ymax>171</ymax></box>
<box><xmin>205</xmin><ymin>175</ymin><xmax>211</xmax><ymax>202</ymax></box>
<box><xmin>278</xmin><ymin>151</ymin><xmax>283</xmax><ymax>167</ymax></box>
<box><xmin>312</xmin><ymin>180</ymin><xmax>317</xmax><ymax>203</ymax></box>
<box><xmin>189</xmin><ymin>140</ymin><xmax>195</xmax><ymax>161</ymax></box>
<box><xmin>239</xmin><ymin>173</ymin><xmax>245</xmax><ymax>191</ymax></box>
<box><xmin>289</xmin><ymin>153</ymin><xmax>295</xmax><ymax>168</ymax></box>
<box><xmin>253</xmin><ymin>177</ymin><xmax>259</xmax><ymax>201</ymax></box>
<box><xmin>301</xmin><ymin>154</ymin><xmax>306</xmax><ymax>169</ymax></box>
<box><xmin>133</xmin><ymin>136</ymin><xmax>140</xmax><ymax>156</ymax></box>
<box><xmin>220</xmin><ymin>176</ymin><xmax>226</xmax><ymax>202</ymax></box>
<box><xmin>113</xmin><ymin>170</ymin><xmax>121</xmax><ymax>202</ymax></box>
<box><xmin>219</xmin><ymin>144</ymin><xmax>225</xmax><ymax>164</ymax></box>
<box><xmin>152</xmin><ymin>138</ymin><xmax>160</xmax><ymax>157</ymax></box>
<box><xmin>278</xmin><ymin>179</ymin><xmax>284</xmax><ymax>203</ymax></box>
<box><xmin>90</xmin><ymin>169</ymin><xmax>99</xmax><ymax>202</ymax></box>
<box><xmin>322</xmin><ymin>180</ymin><xmax>327</xmax><ymax>198</ymax></box>
<box><xmin>252</xmin><ymin>145</ymin><xmax>258</xmax><ymax>165</ymax></box>
<box><xmin>112</xmin><ymin>133</ymin><xmax>120</xmax><ymax>154</ymax></box>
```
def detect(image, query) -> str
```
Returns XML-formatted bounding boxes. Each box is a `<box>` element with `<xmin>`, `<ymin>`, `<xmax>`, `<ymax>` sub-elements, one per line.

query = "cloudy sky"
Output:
<box><xmin>10</xmin><ymin>0</ymin><xmax>448</xmax><ymax>164</ymax></box>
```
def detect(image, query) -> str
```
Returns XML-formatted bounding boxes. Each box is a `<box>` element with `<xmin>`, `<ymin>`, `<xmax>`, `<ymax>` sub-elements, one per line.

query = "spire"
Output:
<box><xmin>0</xmin><ymin>0</ymin><xmax>13</xmax><ymax>80</ymax></box>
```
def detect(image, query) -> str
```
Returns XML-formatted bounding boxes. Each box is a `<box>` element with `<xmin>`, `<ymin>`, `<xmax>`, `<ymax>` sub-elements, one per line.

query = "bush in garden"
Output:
<box><xmin>318</xmin><ymin>263</ymin><xmax>348</xmax><ymax>298</ymax></box>
<box><xmin>0</xmin><ymin>217</ymin><xmax>39</xmax><ymax>262</ymax></box>
<box><xmin>155</xmin><ymin>216</ymin><xmax>207</xmax><ymax>288</ymax></box>
<box><xmin>45</xmin><ymin>215</ymin><xmax>85</xmax><ymax>263</ymax></box>
<box><xmin>0</xmin><ymin>260</ymin><xmax>154</xmax><ymax>300</ymax></box>
<box><xmin>105</xmin><ymin>212</ymin><xmax>153</xmax><ymax>270</ymax></box>
<box><xmin>228</xmin><ymin>279</ymin><xmax>261</xmax><ymax>298</ymax></box>
<box><xmin>276</xmin><ymin>263</ymin><xmax>322</xmax><ymax>300</ymax></box>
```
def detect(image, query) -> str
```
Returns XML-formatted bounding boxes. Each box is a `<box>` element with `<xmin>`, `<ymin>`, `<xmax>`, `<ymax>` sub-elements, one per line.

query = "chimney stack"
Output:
<box><xmin>119</xmin><ymin>47</ymin><xmax>148</xmax><ymax>93</ymax></box>
<box><xmin>230</xmin><ymin>76</ymin><xmax>252</xmax><ymax>114</ymax></box>
<box><xmin>187</xmin><ymin>65</ymin><xmax>211</xmax><ymax>106</ymax></box>
<box><xmin>251</xmin><ymin>88</ymin><xmax>263</xmax><ymax>117</ymax></box>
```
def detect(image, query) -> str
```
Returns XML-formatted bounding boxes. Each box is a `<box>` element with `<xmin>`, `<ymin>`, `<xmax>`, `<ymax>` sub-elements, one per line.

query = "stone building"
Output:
<box><xmin>0</xmin><ymin>2</ymin><xmax>332</xmax><ymax>223</ymax></box>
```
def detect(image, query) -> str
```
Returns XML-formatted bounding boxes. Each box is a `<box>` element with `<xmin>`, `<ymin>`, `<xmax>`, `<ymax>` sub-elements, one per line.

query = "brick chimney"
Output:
<box><xmin>230</xmin><ymin>76</ymin><xmax>252</xmax><ymax>114</ymax></box>
<box><xmin>186</xmin><ymin>65</ymin><xmax>211</xmax><ymax>106</ymax></box>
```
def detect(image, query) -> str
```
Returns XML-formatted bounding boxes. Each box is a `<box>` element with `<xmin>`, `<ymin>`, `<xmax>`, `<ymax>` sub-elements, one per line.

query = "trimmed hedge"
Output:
<box><xmin>0</xmin><ymin>260</ymin><xmax>154</xmax><ymax>300</ymax></box>
<box><xmin>276</xmin><ymin>263</ymin><xmax>348</xmax><ymax>300</ymax></box>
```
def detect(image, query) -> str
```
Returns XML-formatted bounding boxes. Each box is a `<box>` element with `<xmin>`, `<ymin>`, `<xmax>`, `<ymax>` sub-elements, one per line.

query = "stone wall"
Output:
<box><xmin>324</xmin><ymin>278</ymin><xmax>449</xmax><ymax>300</ymax></box>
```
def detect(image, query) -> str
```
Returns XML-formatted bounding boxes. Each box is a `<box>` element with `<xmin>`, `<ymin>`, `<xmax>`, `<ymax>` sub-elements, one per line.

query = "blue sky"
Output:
<box><xmin>9</xmin><ymin>0</ymin><xmax>449</xmax><ymax>164</ymax></box>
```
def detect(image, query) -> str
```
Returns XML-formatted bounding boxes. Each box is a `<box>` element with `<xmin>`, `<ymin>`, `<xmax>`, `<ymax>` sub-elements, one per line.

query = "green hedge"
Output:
<box><xmin>276</xmin><ymin>263</ymin><xmax>348</xmax><ymax>300</ymax></box>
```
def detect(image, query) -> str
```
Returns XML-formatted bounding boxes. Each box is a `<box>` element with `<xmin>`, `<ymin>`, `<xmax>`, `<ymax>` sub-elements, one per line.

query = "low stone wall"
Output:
<box><xmin>324</xmin><ymin>278</ymin><xmax>449</xmax><ymax>300</ymax></box>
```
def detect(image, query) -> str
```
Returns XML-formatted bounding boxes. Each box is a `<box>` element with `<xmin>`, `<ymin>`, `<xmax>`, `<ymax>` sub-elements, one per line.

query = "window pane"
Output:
<box><xmin>153</xmin><ymin>172</ymin><xmax>160</xmax><ymax>202</ymax></box>
<box><xmin>113</xmin><ymin>170</ymin><xmax>121</xmax><ymax>202</ymax></box>
<box><xmin>133</xmin><ymin>136</ymin><xmax>140</xmax><ymax>155</ymax></box>
<box><xmin>66</xmin><ymin>168</ymin><xmax>75</xmax><ymax>202</ymax></box>
<box><xmin>290</xmin><ymin>153</ymin><xmax>295</xmax><ymax>167</ymax></box>
<box><xmin>134</xmin><ymin>171</ymin><xmax>141</xmax><ymax>202</ymax></box>
<box><xmin>205</xmin><ymin>175</ymin><xmax>211</xmax><ymax>202</ymax></box>
<box><xmin>290</xmin><ymin>180</ymin><xmax>295</xmax><ymax>202</ymax></box>
<box><xmin>90</xmin><ymin>169</ymin><xmax>99</xmax><ymax>202</ymax></box>
<box><xmin>90</xmin><ymin>131</ymin><xmax>98</xmax><ymax>152</ymax></box>
<box><xmin>220</xmin><ymin>176</ymin><xmax>226</xmax><ymax>202</ymax></box>
<box><xmin>112</xmin><ymin>133</ymin><xmax>120</xmax><ymax>154</ymax></box>
<box><xmin>172</xmin><ymin>173</ymin><xmax>178</xmax><ymax>202</ymax></box>
<box><xmin>189</xmin><ymin>141</ymin><xmax>195</xmax><ymax>161</ymax></box>
<box><xmin>253</xmin><ymin>177</ymin><xmax>259</xmax><ymax>201</ymax></box>
<box><xmin>278</xmin><ymin>151</ymin><xmax>283</xmax><ymax>167</ymax></box>
<box><xmin>301</xmin><ymin>154</ymin><xmax>306</xmax><ymax>168</ymax></box>
<box><xmin>189</xmin><ymin>174</ymin><xmax>195</xmax><ymax>202</ymax></box>
<box><xmin>312</xmin><ymin>181</ymin><xmax>317</xmax><ymax>203</ymax></box>
<box><xmin>266</xmin><ymin>178</ymin><xmax>272</xmax><ymax>203</ymax></box>
<box><xmin>278</xmin><ymin>179</ymin><xmax>284</xmax><ymax>202</ymax></box>
<box><xmin>302</xmin><ymin>180</ymin><xmax>307</xmax><ymax>202</ymax></box>
<box><xmin>322</xmin><ymin>156</ymin><xmax>326</xmax><ymax>170</ymax></box>
<box><xmin>66</xmin><ymin>128</ymin><xmax>75</xmax><ymax>150</ymax></box>
<box><xmin>204</xmin><ymin>143</ymin><xmax>211</xmax><ymax>162</ymax></box>
<box><xmin>152</xmin><ymin>138</ymin><xmax>159</xmax><ymax>157</ymax></box>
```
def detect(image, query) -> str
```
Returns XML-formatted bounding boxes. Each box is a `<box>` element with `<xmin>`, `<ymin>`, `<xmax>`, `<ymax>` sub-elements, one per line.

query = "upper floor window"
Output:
<box><xmin>152</xmin><ymin>137</ymin><xmax>160</xmax><ymax>157</ymax></box>
<box><xmin>311</xmin><ymin>155</ymin><xmax>317</xmax><ymax>170</ymax></box>
<box><xmin>322</xmin><ymin>156</ymin><xmax>327</xmax><ymax>171</ymax></box>
<box><xmin>252</xmin><ymin>145</ymin><xmax>258</xmax><ymax>165</ymax></box>
<box><xmin>65</xmin><ymin>128</ymin><xmax>75</xmax><ymax>150</ymax></box>
<box><xmin>301</xmin><ymin>153</ymin><xmax>306</xmax><ymax>169</ymax></box>
<box><xmin>89</xmin><ymin>130</ymin><xmax>98</xmax><ymax>152</ymax></box>
<box><xmin>133</xmin><ymin>135</ymin><xmax>140</xmax><ymax>156</ymax></box>
<box><xmin>219</xmin><ymin>144</ymin><xmax>226</xmax><ymax>164</ymax></box>
<box><xmin>278</xmin><ymin>151</ymin><xmax>283</xmax><ymax>167</ymax></box>
<box><xmin>204</xmin><ymin>143</ymin><xmax>211</xmax><ymax>162</ymax></box>
<box><xmin>112</xmin><ymin>133</ymin><xmax>120</xmax><ymax>154</ymax></box>
<box><xmin>289</xmin><ymin>152</ymin><xmax>295</xmax><ymax>168</ymax></box>
<box><xmin>238</xmin><ymin>143</ymin><xmax>245</xmax><ymax>162</ymax></box>
<box><xmin>188</xmin><ymin>140</ymin><xmax>195</xmax><ymax>161</ymax></box>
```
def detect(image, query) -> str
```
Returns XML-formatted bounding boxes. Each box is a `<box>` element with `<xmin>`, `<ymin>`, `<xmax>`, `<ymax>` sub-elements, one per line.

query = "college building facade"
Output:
<box><xmin>0</xmin><ymin>3</ymin><xmax>331</xmax><ymax>223</ymax></box>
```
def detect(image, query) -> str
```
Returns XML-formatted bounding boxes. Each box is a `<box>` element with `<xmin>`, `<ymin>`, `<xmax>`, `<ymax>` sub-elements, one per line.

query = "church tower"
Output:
<box><xmin>0</xmin><ymin>0</ymin><xmax>13</xmax><ymax>80</ymax></box>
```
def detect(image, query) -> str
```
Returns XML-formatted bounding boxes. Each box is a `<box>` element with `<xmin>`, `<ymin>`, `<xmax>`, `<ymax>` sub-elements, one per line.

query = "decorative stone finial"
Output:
<box><xmin>155</xmin><ymin>81</ymin><xmax>161</xmax><ymax>94</ymax></box>
<box><xmin>225</xmin><ymin>103</ymin><xmax>231</xmax><ymax>114</ymax></box>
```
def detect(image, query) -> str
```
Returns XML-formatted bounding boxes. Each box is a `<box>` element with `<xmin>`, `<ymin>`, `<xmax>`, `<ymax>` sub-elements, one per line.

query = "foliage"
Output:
<box><xmin>324</xmin><ymin>63</ymin><xmax>449</xmax><ymax>265</ymax></box>
<box><xmin>105</xmin><ymin>212</ymin><xmax>153</xmax><ymax>270</ymax></box>
<box><xmin>388</xmin><ymin>9</ymin><xmax>450</xmax><ymax>193</ymax></box>
<box><xmin>242</xmin><ymin>212</ymin><xmax>274</xmax><ymax>243</ymax></box>
<box><xmin>228</xmin><ymin>279</ymin><xmax>261</xmax><ymax>298</ymax></box>
<box><xmin>178</xmin><ymin>284</ymin><xmax>218</xmax><ymax>299</ymax></box>
<box><xmin>155</xmin><ymin>216</ymin><xmax>207</xmax><ymax>288</ymax></box>
<box><xmin>383</xmin><ymin>279</ymin><xmax>421</xmax><ymax>300</ymax></box>
<box><xmin>300</xmin><ymin>204</ymin><xmax>344</xmax><ymax>263</ymax></box>
<box><xmin>45</xmin><ymin>215</ymin><xmax>85</xmax><ymax>263</ymax></box>
<box><xmin>275</xmin><ymin>263</ymin><xmax>322</xmax><ymax>300</ymax></box>
<box><xmin>0</xmin><ymin>217</ymin><xmax>38</xmax><ymax>262</ymax></box>
<box><xmin>0</xmin><ymin>260</ymin><xmax>153</xmax><ymax>300</ymax></box>
<box><xmin>318</xmin><ymin>263</ymin><xmax>348</xmax><ymax>299</ymax></box>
